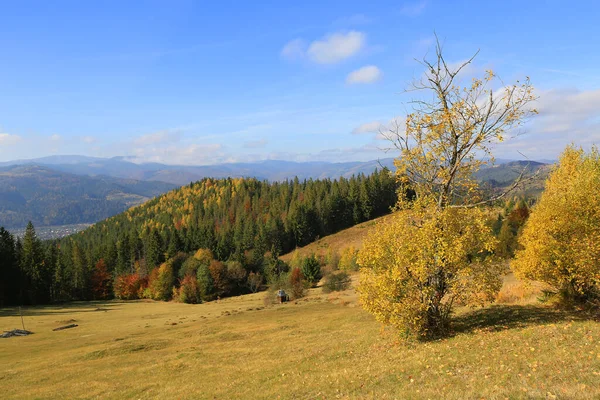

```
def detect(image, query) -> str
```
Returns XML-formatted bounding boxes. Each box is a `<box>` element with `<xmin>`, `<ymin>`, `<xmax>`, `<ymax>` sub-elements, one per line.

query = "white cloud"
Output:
<box><xmin>353</xmin><ymin>117</ymin><xmax>405</xmax><ymax>139</ymax></box>
<box><xmin>50</xmin><ymin>134</ymin><xmax>61</xmax><ymax>142</ymax></box>
<box><xmin>281</xmin><ymin>39</ymin><xmax>307</xmax><ymax>60</ymax></box>
<box><xmin>307</xmin><ymin>31</ymin><xmax>365</xmax><ymax>64</ymax></box>
<box><xmin>133</xmin><ymin>130</ymin><xmax>182</xmax><ymax>146</ymax></box>
<box><xmin>399</xmin><ymin>1</ymin><xmax>428</xmax><ymax>17</ymax></box>
<box><xmin>346</xmin><ymin>65</ymin><xmax>382</xmax><ymax>84</ymax></box>
<box><xmin>0</xmin><ymin>133</ymin><xmax>22</xmax><ymax>146</ymax></box>
<box><xmin>352</xmin><ymin>121</ymin><xmax>385</xmax><ymax>134</ymax></box>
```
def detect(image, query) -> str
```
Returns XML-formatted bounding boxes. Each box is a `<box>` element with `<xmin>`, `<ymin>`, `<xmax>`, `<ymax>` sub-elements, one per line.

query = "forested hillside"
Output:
<box><xmin>0</xmin><ymin>169</ymin><xmax>398</xmax><ymax>305</ymax></box>
<box><xmin>0</xmin><ymin>165</ymin><xmax>175</xmax><ymax>228</ymax></box>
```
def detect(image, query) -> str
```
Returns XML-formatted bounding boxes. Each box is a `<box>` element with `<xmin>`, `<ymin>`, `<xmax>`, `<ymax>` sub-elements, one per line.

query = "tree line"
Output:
<box><xmin>0</xmin><ymin>169</ymin><xmax>398</xmax><ymax>306</ymax></box>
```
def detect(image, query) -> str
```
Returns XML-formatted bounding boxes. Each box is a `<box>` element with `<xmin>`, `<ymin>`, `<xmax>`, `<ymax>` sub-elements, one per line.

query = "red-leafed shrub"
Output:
<box><xmin>290</xmin><ymin>267</ymin><xmax>305</xmax><ymax>299</ymax></box>
<box><xmin>90</xmin><ymin>259</ymin><xmax>112</xmax><ymax>300</ymax></box>
<box><xmin>114</xmin><ymin>273</ymin><xmax>147</xmax><ymax>300</ymax></box>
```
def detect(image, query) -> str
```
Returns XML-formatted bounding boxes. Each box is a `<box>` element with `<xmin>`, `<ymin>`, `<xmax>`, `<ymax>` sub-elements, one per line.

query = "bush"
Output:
<box><xmin>90</xmin><ymin>259</ymin><xmax>112</xmax><ymax>300</ymax></box>
<box><xmin>513</xmin><ymin>146</ymin><xmax>600</xmax><ymax>308</ymax></box>
<box><xmin>226</xmin><ymin>261</ymin><xmax>247</xmax><ymax>293</ymax></box>
<box><xmin>300</xmin><ymin>254</ymin><xmax>322</xmax><ymax>287</ymax></box>
<box><xmin>339</xmin><ymin>246</ymin><xmax>359</xmax><ymax>271</ymax></box>
<box><xmin>176</xmin><ymin>274</ymin><xmax>201</xmax><ymax>304</ymax></box>
<box><xmin>114</xmin><ymin>273</ymin><xmax>147</xmax><ymax>300</ymax></box>
<box><xmin>323</xmin><ymin>271</ymin><xmax>351</xmax><ymax>293</ymax></box>
<box><xmin>209</xmin><ymin>260</ymin><xmax>230</xmax><ymax>297</ymax></box>
<box><xmin>246</xmin><ymin>272</ymin><xmax>263</xmax><ymax>293</ymax></box>
<box><xmin>290</xmin><ymin>267</ymin><xmax>305</xmax><ymax>299</ymax></box>
<box><xmin>325</xmin><ymin>248</ymin><xmax>340</xmax><ymax>271</ymax></box>
<box><xmin>147</xmin><ymin>263</ymin><xmax>174</xmax><ymax>301</ymax></box>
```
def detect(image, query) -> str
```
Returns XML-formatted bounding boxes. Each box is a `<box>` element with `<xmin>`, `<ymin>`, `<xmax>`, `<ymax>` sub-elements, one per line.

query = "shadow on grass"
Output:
<box><xmin>451</xmin><ymin>304</ymin><xmax>599</xmax><ymax>337</ymax></box>
<box><xmin>0</xmin><ymin>301</ymin><xmax>127</xmax><ymax>317</ymax></box>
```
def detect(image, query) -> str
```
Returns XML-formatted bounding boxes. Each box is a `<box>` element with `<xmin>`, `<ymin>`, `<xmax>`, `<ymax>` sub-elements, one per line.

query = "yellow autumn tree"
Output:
<box><xmin>513</xmin><ymin>146</ymin><xmax>600</xmax><ymax>306</ymax></box>
<box><xmin>357</xmin><ymin>37</ymin><xmax>537</xmax><ymax>339</ymax></box>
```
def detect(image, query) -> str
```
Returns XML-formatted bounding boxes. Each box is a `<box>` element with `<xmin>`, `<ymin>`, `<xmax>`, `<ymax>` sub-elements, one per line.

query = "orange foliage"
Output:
<box><xmin>90</xmin><ymin>259</ymin><xmax>112</xmax><ymax>300</ymax></box>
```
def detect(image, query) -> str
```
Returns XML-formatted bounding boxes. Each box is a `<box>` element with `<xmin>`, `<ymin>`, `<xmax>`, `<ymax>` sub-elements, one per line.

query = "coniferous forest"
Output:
<box><xmin>0</xmin><ymin>169</ymin><xmax>398</xmax><ymax>306</ymax></box>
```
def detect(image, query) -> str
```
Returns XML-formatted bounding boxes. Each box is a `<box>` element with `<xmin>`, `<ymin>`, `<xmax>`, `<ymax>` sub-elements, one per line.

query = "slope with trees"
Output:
<box><xmin>0</xmin><ymin>169</ymin><xmax>398</xmax><ymax>305</ymax></box>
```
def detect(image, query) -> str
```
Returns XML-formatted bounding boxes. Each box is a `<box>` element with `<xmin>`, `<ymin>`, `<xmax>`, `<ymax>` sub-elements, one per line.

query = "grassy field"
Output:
<box><xmin>1</xmin><ymin>276</ymin><xmax>599</xmax><ymax>399</ymax></box>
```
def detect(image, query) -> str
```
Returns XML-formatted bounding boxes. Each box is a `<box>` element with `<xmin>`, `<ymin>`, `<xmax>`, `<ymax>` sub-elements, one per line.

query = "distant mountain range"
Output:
<box><xmin>0</xmin><ymin>155</ymin><xmax>553</xmax><ymax>230</ymax></box>
<box><xmin>0</xmin><ymin>155</ymin><xmax>399</xmax><ymax>186</ymax></box>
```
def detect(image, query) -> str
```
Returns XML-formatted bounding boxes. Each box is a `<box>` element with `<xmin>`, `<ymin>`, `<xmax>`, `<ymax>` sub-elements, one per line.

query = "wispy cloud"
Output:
<box><xmin>352</xmin><ymin>121</ymin><xmax>385</xmax><ymax>134</ymax></box>
<box><xmin>281</xmin><ymin>39</ymin><xmax>307</xmax><ymax>61</ymax></box>
<box><xmin>308</xmin><ymin>31</ymin><xmax>366</xmax><ymax>64</ymax></box>
<box><xmin>283</xmin><ymin>31</ymin><xmax>366</xmax><ymax>64</ymax></box>
<box><xmin>0</xmin><ymin>133</ymin><xmax>22</xmax><ymax>146</ymax></box>
<box><xmin>346</xmin><ymin>65</ymin><xmax>382</xmax><ymax>84</ymax></box>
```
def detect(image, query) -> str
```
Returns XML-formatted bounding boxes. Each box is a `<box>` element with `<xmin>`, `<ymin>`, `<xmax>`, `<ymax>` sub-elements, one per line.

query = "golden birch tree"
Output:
<box><xmin>513</xmin><ymin>146</ymin><xmax>600</xmax><ymax>306</ymax></box>
<box><xmin>358</xmin><ymin>38</ymin><xmax>537</xmax><ymax>339</ymax></box>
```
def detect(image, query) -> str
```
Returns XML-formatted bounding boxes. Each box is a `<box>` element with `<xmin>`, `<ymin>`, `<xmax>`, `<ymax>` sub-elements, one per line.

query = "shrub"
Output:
<box><xmin>114</xmin><ymin>273</ymin><xmax>146</xmax><ymax>300</ymax></box>
<box><xmin>176</xmin><ymin>274</ymin><xmax>201</xmax><ymax>304</ymax></box>
<box><xmin>247</xmin><ymin>272</ymin><xmax>263</xmax><ymax>293</ymax></box>
<box><xmin>290</xmin><ymin>267</ymin><xmax>305</xmax><ymax>299</ymax></box>
<box><xmin>209</xmin><ymin>260</ymin><xmax>230</xmax><ymax>297</ymax></box>
<box><xmin>513</xmin><ymin>146</ymin><xmax>600</xmax><ymax>308</ymax></box>
<box><xmin>323</xmin><ymin>271</ymin><xmax>351</xmax><ymax>293</ymax></box>
<box><xmin>300</xmin><ymin>254</ymin><xmax>322</xmax><ymax>287</ymax></box>
<box><xmin>325</xmin><ymin>248</ymin><xmax>340</xmax><ymax>271</ymax></box>
<box><xmin>147</xmin><ymin>262</ymin><xmax>174</xmax><ymax>301</ymax></box>
<box><xmin>90</xmin><ymin>259</ymin><xmax>112</xmax><ymax>300</ymax></box>
<box><xmin>339</xmin><ymin>246</ymin><xmax>359</xmax><ymax>271</ymax></box>
<box><xmin>226</xmin><ymin>260</ymin><xmax>247</xmax><ymax>292</ymax></box>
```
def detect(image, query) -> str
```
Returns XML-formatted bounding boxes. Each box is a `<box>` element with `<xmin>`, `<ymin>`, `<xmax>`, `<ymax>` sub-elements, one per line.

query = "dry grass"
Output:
<box><xmin>495</xmin><ymin>273</ymin><xmax>547</xmax><ymax>304</ymax></box>
<box><xmin>280</xmin><ymin>214</ymin><xmax>394</xmax><ymax>262</ymax></box>
<box><xmin>1</xmin><ymin>275</ymin><xmax>599</xmax><ymax>399</ymax></box>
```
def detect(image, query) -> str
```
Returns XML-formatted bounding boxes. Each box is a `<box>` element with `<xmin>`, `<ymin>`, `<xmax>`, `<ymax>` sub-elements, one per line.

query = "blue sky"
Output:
<box><xmin>0</xmin><ymin>0</ymin><xmax>599</xmax><ymax>164</ymax></box>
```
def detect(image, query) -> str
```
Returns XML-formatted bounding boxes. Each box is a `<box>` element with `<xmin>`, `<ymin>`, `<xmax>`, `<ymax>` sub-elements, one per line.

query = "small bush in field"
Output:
<box><xmin>290</xmin><ymin>267</ymin><xmax>305</xmax><ymax>299</ymax></box>
<box><xmin>325</xmin><ymin>248</ymin><xmax>340</xmax><ymax>271</ymax></box>
<box><xmin>323</xmin><ymin>271</ymin><xmax>351</xmax><ymax>293</ymax></box>
<box><xmin>339</xmin><ymin>246</ymin><xmax>359</xmax><ymax>271</ymax></box>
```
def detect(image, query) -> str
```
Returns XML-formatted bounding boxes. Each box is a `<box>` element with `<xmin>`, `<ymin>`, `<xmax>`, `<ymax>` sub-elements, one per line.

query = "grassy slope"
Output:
<box><xmin>1</xmin><ymin>281</ymin><xmax>599</xmax><ymax>399</ymax></box>
<box><xmin>280</xmin><ymin>214</ymin><xmax>394</xmax><ymax>262</ymax></box>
